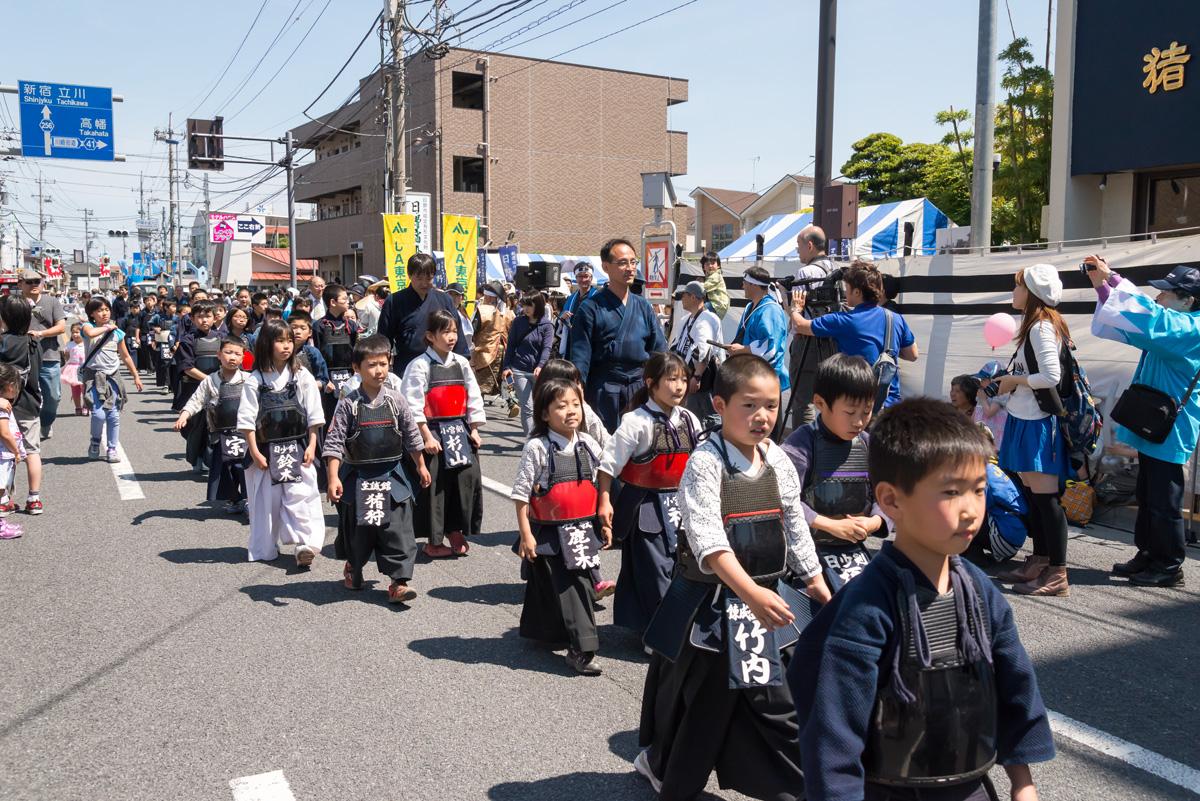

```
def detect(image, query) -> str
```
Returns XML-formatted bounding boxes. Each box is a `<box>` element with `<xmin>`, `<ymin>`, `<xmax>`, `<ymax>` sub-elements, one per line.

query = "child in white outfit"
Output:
<box><xmin>0</xmin><ymin>364</ymin><xmax>26</xmax><ymax>536</ymax></box>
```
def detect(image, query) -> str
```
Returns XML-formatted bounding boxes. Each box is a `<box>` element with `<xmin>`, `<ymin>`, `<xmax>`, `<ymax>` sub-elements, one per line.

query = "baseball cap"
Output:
<box><xmin>1148</xmin><ymin>265</ymin><xmax>1200</xmax><ymax>297</ymax></box>
<box><xmin>349</xmin><ymin>283</ymin><xmax>368</xmax><ymax>297</ymax></box>
<box><xmin>673</xmin><ymin>281</ymin><xmax>705</xmax><ymax>301</ymax></box>
<box><xmin>972</xmin><ymin>361</ymin><xmax>1006</xmax><ymax>380</ymax></box>
<box><xmin>446</xmin><ymin>282</ymin><xmax>466</xmax><ymax>296</ymax></box>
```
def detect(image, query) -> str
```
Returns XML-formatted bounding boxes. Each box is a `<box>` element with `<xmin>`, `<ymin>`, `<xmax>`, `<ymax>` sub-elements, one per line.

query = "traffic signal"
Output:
<box><xmin>187</xmin><ymin>117</ymin><xmax>224</xmax><ymax>171</ymax></box>
<box><xmin>108</xmin><ymin>230</ymin><xmax>129</xmax><ymax>237</ymax></box>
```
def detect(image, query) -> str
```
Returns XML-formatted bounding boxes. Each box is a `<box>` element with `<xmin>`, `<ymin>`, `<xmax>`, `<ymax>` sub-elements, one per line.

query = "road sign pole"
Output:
<box><xmin>285</xmin><ymin>131</ymin><xmax>298</xmax><ymax>290</ymax></box>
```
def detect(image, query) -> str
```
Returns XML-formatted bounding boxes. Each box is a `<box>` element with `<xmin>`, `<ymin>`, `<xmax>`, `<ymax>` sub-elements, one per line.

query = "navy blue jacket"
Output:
<box><xmin>787</xmin><ymin>542</ymin><xmax>1054</xmax><ymax>801</ymax></box>
<box><xmin>501</xmin><ymin>315</ymin><xmax>554</xmax><ymax>373</ymax></box>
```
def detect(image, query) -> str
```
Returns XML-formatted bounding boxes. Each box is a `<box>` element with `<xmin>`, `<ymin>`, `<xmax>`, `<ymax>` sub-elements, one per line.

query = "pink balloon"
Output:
<box><xmin>983</xmin><ymin>312</ymin><xmax>1017</xmax><ymax>350</ymax></box>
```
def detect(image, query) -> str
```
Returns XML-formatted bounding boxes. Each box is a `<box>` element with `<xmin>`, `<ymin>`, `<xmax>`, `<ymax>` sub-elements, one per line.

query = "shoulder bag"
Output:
<box><xmin>1110</xmin><ymin>354</ymin><xmax>1200</xmax><ymax>444</ymax></box>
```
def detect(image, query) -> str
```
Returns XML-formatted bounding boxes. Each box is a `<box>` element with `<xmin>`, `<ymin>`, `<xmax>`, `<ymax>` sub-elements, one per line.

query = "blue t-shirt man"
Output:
<box><xmin>809</xmin><ymin>303</ymin><xmax>914</xmax><ymax>406</ymax></box>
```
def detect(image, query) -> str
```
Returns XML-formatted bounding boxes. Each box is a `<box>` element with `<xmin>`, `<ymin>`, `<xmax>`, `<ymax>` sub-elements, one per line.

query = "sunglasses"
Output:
<box><xmin>21</xmin><ymin>279</ymin><xmax>41</xmax><ymax>285</ymax></box>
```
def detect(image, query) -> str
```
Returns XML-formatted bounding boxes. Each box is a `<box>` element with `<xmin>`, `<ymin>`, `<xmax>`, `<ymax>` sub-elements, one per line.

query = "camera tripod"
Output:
<box><xmin>779</xmin><ymin>326</ymin><xmax>839</xmax><ymax>436</ymax></box>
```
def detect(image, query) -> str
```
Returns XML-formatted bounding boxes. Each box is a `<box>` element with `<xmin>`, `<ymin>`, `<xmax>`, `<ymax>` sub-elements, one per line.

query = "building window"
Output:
<box><xmin>452</xmin><ymin>72</ymin><xmax>484</xmax><ymax>110</ymax></box>
<box><xmin>711</xmin><ymin>223</ymin><xmax>734</xmax><ymax>251</ymax></box>
<box><xmin>1138</xmin><ymin>171</ymin><xmax>1200</xmax><ymax>236</ymax></box>
<box><xmin>454</xmin><ymin>156</ymin><xmax>485</xmax><ymax>193</ymax></box>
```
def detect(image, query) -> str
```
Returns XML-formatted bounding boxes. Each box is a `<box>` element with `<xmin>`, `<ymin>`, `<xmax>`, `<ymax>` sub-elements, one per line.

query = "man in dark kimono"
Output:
<box><xmin>569</xmin><ymin>238</ymin><xmax>667</xmax><ymax>433</ymax></box>
<box><xmin>377</xmin><ymin>253</ymin><xmax>469</xmax><ymax>377</ymax></box>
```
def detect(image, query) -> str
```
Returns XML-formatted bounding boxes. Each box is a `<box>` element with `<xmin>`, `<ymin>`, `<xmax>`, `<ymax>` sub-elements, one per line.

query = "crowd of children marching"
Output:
<box><xmin>24</xmin><ymin>259</ymin><xmax>1057</xmax><ymax>801</ymax></box>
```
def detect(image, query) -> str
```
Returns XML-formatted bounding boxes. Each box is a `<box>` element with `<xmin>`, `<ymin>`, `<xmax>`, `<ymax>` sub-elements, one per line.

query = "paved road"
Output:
<box><xmin>1</xmin><ymin>382</ymin><xmax>1198</xmax><ymax>800</ymax></box>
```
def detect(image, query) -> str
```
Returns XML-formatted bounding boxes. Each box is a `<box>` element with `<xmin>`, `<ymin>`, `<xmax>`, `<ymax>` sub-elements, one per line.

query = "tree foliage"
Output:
<box><xmin>837</xmin><ymin>38</ymin><xmax>1053</xmax><ymax>245</ymax></box>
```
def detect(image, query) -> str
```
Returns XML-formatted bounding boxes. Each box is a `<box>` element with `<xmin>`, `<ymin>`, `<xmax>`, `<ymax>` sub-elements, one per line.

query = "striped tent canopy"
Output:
<box><xmin>719</xmin><ymin>199</ymin><xmax>954</xmax><ymax>262</ymax></box>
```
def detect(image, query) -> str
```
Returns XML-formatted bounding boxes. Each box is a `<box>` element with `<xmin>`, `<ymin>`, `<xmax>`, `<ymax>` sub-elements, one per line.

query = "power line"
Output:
<box><xmin>183</xmin><ymin>0</ymin><xmax>272</xmax><ymax>120</ymax></box>
<box><xmin>212</xmin><ymin>0</ymin><xmax>309</xmax><ymax>117</ymax></box>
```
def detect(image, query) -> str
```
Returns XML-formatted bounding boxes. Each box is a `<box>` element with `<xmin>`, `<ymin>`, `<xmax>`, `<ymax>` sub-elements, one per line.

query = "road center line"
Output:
<box><xmin>1049</xmin><ymin>711</ymin><xmax>1200</xmax><ymax>795</ymax></box>
<box><xmin>110</xmin><ymin>443</ymin><xmax>144</xmax><ymax>500</ymax></box>
<box><xmin>481</xmin><ymin>472</ymin><xmax>1200</xmax><ymax>794</ymax></box>
<box><xmin>481</xmin><ymin>475</ymin><xmax>512</xmax><ymax>497</ymax></box>
<box><xmin>229</xmin><ymin>770</ymin><xmax>296</xmax><ymax>801</ymax></box>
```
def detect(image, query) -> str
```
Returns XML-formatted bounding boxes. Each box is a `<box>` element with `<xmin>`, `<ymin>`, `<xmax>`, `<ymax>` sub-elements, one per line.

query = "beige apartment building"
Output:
<box><xmin>291</xmin><ymin>48</ymin><xmax>689</xmax><ymax>283</ymax></box>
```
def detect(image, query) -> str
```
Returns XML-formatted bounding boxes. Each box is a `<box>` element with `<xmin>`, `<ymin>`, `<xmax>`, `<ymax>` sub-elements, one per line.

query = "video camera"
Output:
<box><xmin>982</xmin><ymin>368</ymin><xmax>1010</xmax><ymax>398</ymax></box>
<box><xmin>777</xmin><ymin>267</ymin><xmax>845</xmax><ymax>318</ymax></box>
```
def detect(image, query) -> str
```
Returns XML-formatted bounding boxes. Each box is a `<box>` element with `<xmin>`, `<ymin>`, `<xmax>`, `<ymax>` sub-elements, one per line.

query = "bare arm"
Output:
<box><xmin>899</xmin><ymin>342</ymin><xmax>919</xmax><ymax>362</ymax></box>
<box><xmin>117</xmin><ymin>339</ymin><xmax>143</xmax><ymax>392</ymax></box>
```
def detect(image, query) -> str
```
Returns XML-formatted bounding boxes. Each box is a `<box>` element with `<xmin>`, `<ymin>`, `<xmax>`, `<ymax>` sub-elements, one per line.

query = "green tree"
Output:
<box><xmin>841</xmin><ymin>133</ymin><xmax>939</xmax><ymax>206</ymax></box>
<box><xmin>993</xmin><ymin>37</ymin><xmax>1054</xmax><ymax>244</ymax></box>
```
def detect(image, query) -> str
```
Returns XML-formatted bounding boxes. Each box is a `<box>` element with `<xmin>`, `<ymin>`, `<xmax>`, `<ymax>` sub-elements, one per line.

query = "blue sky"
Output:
<box><xmin>0</xmin><ymin>0</ymin><xmax>1057</xmax><ymax>256</ymax></box>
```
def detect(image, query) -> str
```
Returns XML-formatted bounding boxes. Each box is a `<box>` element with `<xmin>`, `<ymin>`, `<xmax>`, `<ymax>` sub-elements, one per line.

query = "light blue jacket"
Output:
<box><xmin>1092</xmin><ymin>278</ymin><xmax>1200</xmax><ymax>464</ymax></box>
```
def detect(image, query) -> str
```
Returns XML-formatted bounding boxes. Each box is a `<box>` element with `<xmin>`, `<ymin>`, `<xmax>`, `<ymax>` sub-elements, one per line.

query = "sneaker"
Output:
<box><xmin>0</xmin><ymin>522</ymin><xmax>22</xmax><ymax>540</ymax></box>
<box><xmin>0</xmin><ymin>500</ymin><xmax>18</xmax><ymax>517</ymax></box>
<box><xmin>295</xmin><ymin>544</ymin><xmax>316</xmax><ymax>569</ymax></box>
<box><xmin>24</xmin><ymin>500</ymin><xmax>43</xmax><ymax>516</ymax></box>
<box><xmin>508</xmin><ymin>404</ymin><xmax>521</xmax><ymax>419</ymax></box>
<box><xmin>565</xmin><ymin>649</ymin><xmax>602</xmax><ymax>676</ymax></box>
<box><xmin>344</xmin><ymin>562</ymin><xmax>364</xmax><ymax>590</ymax></box>
<box><xmin>224</xmin><ymin>500</ymin><xmax>246</xmax><ymax>515</ymax></box>
<box><xmin>106</xmin><ymin>449</ymin><xmax>120</xmax><ymax>463</ymax></box>
<box><xmin>160</xmin><ymin>386</ymin><xmax>171</xmax><ymax>396</ymax></box>
<box><xmin>388</xmin><ymin>580</ymin><xmax>417</xmax><ymax>604</ymax></box>
<box><xmin>633</xmin><ymin>749</ymin><xmax>663</xmax><ymax>793</ymax></box>
<box><xmin>42</xmin><ymin>425</ymin><xmax>52</xmax><ymax>441</ymax></box>
<box><xmin>88</xmin><ymin>442</ymin><xmax>101</xmax><ymax>460</ymax></box>
<box><xmin>193</xmin><ymin>459</ymin><xmax>206</xmax><ymax>474</ymax></box>
<box><xmin>594</xmin><ymin>580</ymin><xmax>616</xmax><ymax>601</ymax></box>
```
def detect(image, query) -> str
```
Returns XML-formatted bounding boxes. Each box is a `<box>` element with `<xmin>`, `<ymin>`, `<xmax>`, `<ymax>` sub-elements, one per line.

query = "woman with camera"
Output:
<box><xmin>1088</xmin><ymin>256</ymin><xmax>1200</xmax><ymax>588</ymax></box>
<box><xmin>990</xmin><ymin>264</ymin><xmax>1074</xmax><ymax>597</ymax></box>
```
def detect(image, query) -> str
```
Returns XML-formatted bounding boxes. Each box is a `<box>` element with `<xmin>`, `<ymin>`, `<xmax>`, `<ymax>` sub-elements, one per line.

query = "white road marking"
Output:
<box><xmin>1049</xmin><ymin>711</ymin><xmax>1200</xmax><ymax>795</ymax></box>
<box><xmin>109</xmin><ymin>443</ymin><xmax>145</xmax><ymax>500</ymax></box>
<box><xmin>229</xmin><ymin>770</ymin><xmax>297</xmax><ymax>801</ymax></box>
<box><xmin>481</xmin><ymin>475</ymin><xmax>512</xmax><ymax>497</ymax></box>
<box><xmin>480</xmin><ymin>471</ymin><xmax>1200</xmax><ymax>794</ymax></box>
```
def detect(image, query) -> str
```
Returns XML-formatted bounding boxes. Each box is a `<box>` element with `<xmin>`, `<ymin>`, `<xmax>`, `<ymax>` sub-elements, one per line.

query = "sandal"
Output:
<box><xmin>388</xmin><ymin>580</ymin><xmax>417</xmax><ymax>604</ymax></box>
<box><xmin>423</xmin><ymin>543</ymin><xmax>453</xmax><ymax>558</ymax></box>
<box><xmin>447</xmin><ymin>530</ymin><xmax>469</xmax><ymax>556</ymax></box>
<box><xmin>344</xmin><ymin>561</ymin><xmax>364</xmax><ymax>590</ymax></box>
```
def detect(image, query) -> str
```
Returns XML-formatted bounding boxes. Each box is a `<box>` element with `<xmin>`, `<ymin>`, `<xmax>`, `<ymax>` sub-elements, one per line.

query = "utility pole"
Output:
<box><xmin>155</xmin><ymin>114</ymin><xmax>180</xmax><ymax>283</ymax></box>
<box><xmin>81</xmin><ymin>208</ymin><xmax>93</xmax><ymax>288</ymax></box>
<box><xmin>384</xmin><ymin>2</ymin><xmax>407</xmax><ymax>214</ymax></box>
<box><xmin>285</xmin><ymin>131</ymin><xmax>298</xmax><ymax>288</ymax></box>
<box><xmin>35</xmin><ymin>171</ymin><xmax>54</xmax><ymax>244</ymax></box>
<box><xmin>969</xmin><ymin>0</ymin><xmax>997</xmax><ymax>251</ymax></box>
<box><xmin>811</xmin><ymin>0</ymin><xmax>837</xmax><ymax>231</ymax></box>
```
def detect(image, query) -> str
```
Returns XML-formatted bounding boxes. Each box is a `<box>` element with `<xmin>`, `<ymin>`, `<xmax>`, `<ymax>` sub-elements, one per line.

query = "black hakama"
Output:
<box><xmin>612</xmin><ymin>484</ymin><xmax>676</xmax><ymax>633</ymax></box>
<box><xmin>639</xmin><ymin>642</ymin><xmax>804</xmax><ymax>801</ymax></box>
<box><xmin>414</xmin><ymin>444</ymin><xmax>481</xmax><ymax>546</ymax></box>
<box><xmin>514</xmin><ymin>522</ymin><xmax>599</xmax><ymax>654</ymax></box>
<box><xmin>205</xmin><ymin>438</ymin><xmax>248</xmax><ymax>503</ymax></box>
<box><xmin>335</xmin><ymin>466</ymin><xmax>417</xmax><ymax>582</ymax></box>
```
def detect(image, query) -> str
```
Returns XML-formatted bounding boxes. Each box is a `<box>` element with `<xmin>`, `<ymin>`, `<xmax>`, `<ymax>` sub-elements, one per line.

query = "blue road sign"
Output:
<box><xmin>18</xmin><ymin>80</ymin><xmax>114</xmax><ymax>161</ymax></box>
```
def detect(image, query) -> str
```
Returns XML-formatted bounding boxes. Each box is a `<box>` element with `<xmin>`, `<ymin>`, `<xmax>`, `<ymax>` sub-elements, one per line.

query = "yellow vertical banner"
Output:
<box><xmin>382</xmin><ymin>213</ymin><xmax>417</xmax><ymax>291</ymax></box>
<box><xmin>442</xmin><ymin>214</ymin><xmax>479</xmax><ymax>307</ymax></box>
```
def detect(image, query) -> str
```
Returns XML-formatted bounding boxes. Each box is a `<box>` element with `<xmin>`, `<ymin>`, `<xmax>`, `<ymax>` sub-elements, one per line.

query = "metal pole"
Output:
<box><xmin>969</xmin><ymin>0</ymin><xmax>997</xmax><ymax>250</ymax></box>
<box><xmin>286</xmin><ymin>131</ymin><xmax>298</xmax><ymax>290</ymax></box>
<box><xmin>812</xmin><ymin>0</ymin><xmax>836</xmax><ymax>230</ymax></box>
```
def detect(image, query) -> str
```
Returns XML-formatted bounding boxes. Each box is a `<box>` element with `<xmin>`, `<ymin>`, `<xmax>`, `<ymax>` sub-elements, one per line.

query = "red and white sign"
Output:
<box><xmin>642</xmin><ymin>238</ymin><xmax>671</xmax><ymax>302</ymax></box>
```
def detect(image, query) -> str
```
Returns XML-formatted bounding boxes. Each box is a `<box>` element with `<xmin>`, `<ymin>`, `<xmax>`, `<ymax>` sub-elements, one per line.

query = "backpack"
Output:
<box><xmin>1023</xmin><ymin>337</ymin><xmax>1104</xmax><ymax>463</ymax></box>
<box><xmin>871</xmin><ymin>309</ymin><xmax>898</xmax><ymax>412</ymax></box>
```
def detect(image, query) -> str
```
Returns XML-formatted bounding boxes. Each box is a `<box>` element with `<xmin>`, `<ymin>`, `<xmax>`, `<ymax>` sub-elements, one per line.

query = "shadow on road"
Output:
<box><xmin>160</xmin><ymin>545</ymin><xmax>262</xmax><ymax>566</ymax></box>
<box><xmin>425</xmin><ymin>582</ymin><xmax>524</xmax><ymax>606</ymax></box>
<box><xmin>487</xmin><ymin>770</ymin><xmax>720</xmax><ymax>800</ymax></box>
<box><xmin>239</xmin><ymin>575</ymin><xmax>387</xmax><ymax>607</ymax></box>
<box><xmin>408</xmin><ymin>628</ymin><xmax>576</xmax><ymax>675</ymax></box>
<box><xmin>41</xmin><ymin>455</ymin><xmax>92</xmax><ymax>467</ymax></box>
<box><xmin>131</xmin><ymin>506</ymin><xmax>217</xmax><ymax>525</ymax></box>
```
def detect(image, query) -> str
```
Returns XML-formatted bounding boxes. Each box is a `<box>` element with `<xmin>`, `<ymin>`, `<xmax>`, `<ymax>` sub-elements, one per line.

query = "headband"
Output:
<box><xmin>742</xmin><ymin>275</ymin><xmax>772</xmax><ymax>288</ymax></box>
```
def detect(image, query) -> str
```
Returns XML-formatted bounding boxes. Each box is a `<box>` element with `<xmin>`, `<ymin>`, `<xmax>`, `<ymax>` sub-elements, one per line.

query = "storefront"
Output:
<box><xmin>1047</xmin><ymin>0</ymin><xmax>1200</xmax><ymax>241</ymax></box>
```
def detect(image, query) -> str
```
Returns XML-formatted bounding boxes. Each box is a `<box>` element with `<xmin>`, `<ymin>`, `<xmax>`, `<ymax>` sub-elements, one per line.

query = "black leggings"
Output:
<box><xmin>1026</xmin><ymin>489</ymin><xmax>1068</xmax><ymax>566</ymax></box>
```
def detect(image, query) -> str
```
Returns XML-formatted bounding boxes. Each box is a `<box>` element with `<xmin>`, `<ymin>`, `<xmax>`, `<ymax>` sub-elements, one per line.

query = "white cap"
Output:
<box><xmin>1023</xmin><ymin>263</ymin><xmax>1062</xmax><ymax>307</ymax></box>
